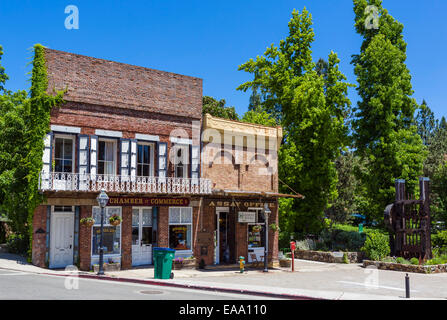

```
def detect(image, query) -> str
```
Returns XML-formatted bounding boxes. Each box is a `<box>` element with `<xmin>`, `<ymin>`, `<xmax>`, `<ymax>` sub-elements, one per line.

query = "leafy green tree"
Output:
<box><xmin>241</xmin><ymin>105</ymin><xmax>277</xmax><ymax>127</ymax></box>
<box><xmin>202</xmin><ymin>96</ymin><xmax>238</xmax><ymax>120</ymax></box>
<box><xmin>432</xmin><ymin>162</ymin><xmax>447</xmax><ymax>228</ymax></box>
<box><xmin>352</xmin><ymin>0</ymin><xmax>426</xmax><ymax>222</ymax></box>
<box><xmin>325</xmin><ymin>151</ymin><xmax>362</xmax><ymax>225</ymax></box>
<box><xmin>238</xmin><ymin>8</ymin><xmax>353</xmax><ymax>235</ymax></box>
<box><xmin>0</xmin><ymin>46</ymin><xmax>8</xmax><ymax>93</ymax></box>
<box><xmin>0</xmin><ymin>45</ymin><xmax>64</xmax><ymax>257</ymax></box>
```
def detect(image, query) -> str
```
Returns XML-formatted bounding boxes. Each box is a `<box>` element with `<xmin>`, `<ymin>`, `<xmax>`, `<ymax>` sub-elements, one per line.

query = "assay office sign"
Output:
<box><xmin>108</xmin><ymin>197</ymin><xmax>190</xmax><ymax>207</ymax></box>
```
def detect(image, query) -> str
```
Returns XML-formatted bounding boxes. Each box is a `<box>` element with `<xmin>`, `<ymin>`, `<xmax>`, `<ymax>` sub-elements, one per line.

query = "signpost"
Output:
<box><xmin>238</xmin><ymin>212</ymin><xmax>257</xmax><ymax>223</ymax></box>
<box><xmin>290</xmin><ymin>241</ymin><xmax>296</xmax><ymax>272</ymax></box>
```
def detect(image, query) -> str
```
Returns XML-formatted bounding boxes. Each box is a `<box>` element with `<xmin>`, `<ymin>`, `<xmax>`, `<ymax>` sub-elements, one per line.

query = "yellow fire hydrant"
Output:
<box><xmin>239</xmin><ymin>256</ymin><xmax>245</xmax><ymax>273</ymax></box>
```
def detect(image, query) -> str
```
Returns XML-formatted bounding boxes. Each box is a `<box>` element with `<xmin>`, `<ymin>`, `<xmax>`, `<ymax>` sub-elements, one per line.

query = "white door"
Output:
<box><xmin>50</xmin><ymin>211</ymin><xmax>74</xmax><ymax>269</ymax></box>
<box><xmin>132</xmin><ymin>208</ymin><xmax>153</xmax><ymax>266</ymax></box>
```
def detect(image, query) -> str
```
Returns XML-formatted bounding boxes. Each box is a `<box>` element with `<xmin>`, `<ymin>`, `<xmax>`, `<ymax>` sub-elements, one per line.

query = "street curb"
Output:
<box><xmin>73</xmin><ymin>273</ymin><xmax>323</xmax><ymax>300</ymax></box>
<box><xmin>0</xmin><ymin>266</ymin><xmax>321</xmax><ymax>300</ymax></box>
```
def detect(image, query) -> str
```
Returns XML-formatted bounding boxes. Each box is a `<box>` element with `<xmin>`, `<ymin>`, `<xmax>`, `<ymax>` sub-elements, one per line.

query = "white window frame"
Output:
<box><xmin>137</xmin><ymin>142</ymin><xmax>155</xmax><ymax>177</ymax></box>
<box><xmin>168</xmin><ymin>207</ymin><xmax>193</xmax><ymax>253</ymax></box>
<box><xmin>247</xmin><ymin>207</ymin><xmax>265</xmax><ymax>226</ymax></box>
<box><xmin>247</xmin><ymin>207</ymin><xmax>265</xmax><ymax>249</ymax></box>
<box><xmin>174</xmin><ymin>144</ymin><xmax>188</xmax><ymax>178</ymax></box>
<box><xmin>53</xmin><ymin>134</ymin><xmax>75</xmax><ymax>173</ymax></box>
<box><xmin>91</xmin><ymin>206</ymin><xmax>122</xmax><ymax>257</ymax></box>
<box><xmin>98</xmin><ymin>138</ymin><xmax>117</xmax><ymax>176</ymax></box>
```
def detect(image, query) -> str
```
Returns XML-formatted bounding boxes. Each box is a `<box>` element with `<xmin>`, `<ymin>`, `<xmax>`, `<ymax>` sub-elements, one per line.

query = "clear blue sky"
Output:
<box><xmin>1</xmin><ymin>0</ymin><xmax>446</xmax><ymax>119</ymax></box>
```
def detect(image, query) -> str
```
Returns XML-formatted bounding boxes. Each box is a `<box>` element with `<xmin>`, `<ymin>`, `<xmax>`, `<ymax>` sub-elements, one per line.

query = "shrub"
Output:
<box><xmin>343</xmin><ymin>252</ymin><xmax>349</xmax><ymax>264</ymax></box>
<box><xmin>0</xmin><ymin>222</ymin><xmax>6</xmax><ymax>244</ymax></box>
<box><xmin>410</xmin><ymin>257</ymin><xmax>419</xmax><ymax>265</ymax></box>
<box><xmin>295</xmin><ymin>239</ymin><xmax>316</xmax><ymax>251</ymax></box>
<box><xmin>425</xmin><ymin>257</ymin><xmax>444</xmax><ymax>265</ymax></box>
<box><xmin>334</xmin><ymin>231</ymin><xmax>365</xmax><ymax>251</ymax></box>
<box><xmin>382</xmin><ymin>257</ymin><xmax>396</xmax><ymax>263</ymax></box>
<box><xmin>361</xmin><ymin>232</ymin><xmax>390</xmax><ymax>261</ymax></box>
<box><xmin>6</xmin><ymin>234</ymin><xmax>28</xmax><ymax>254</ymax></box>
<box><xmin>395</xmin><ymin>257</ymin><xmax>411</xmax><ymax>265</ymax></box>
<box><xmin>432</xmin><ymin>231</ymin><xmax>447</xmax><ymax>254</ymax></box>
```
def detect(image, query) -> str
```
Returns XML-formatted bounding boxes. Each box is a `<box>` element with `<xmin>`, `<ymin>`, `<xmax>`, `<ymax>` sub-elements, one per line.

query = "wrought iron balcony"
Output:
<box><xmin>38</xmin><ymin>172</ymin><xmax>212</xmax><ymax>195</ymax></box>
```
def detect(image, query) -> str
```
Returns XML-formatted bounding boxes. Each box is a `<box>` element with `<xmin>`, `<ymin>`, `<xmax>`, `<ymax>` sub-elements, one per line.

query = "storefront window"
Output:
<box><xmin>247</xmin><ymin>208</ymin><xmax>265</xmax><ymax>248</ymax></box>
<box><xmin>169</xmin><ymin>207</ymin><xmax>192</xmax><ymax>251</ymax></box>
<box><xmin>92</xmin><ymin>207</ymin><xmax>121</xmax><ymax>255</ymax></box>
<box><xmin>248</xmin><ymin>224</ymin><xmax>265</xmax><ymax>248</ymax></box>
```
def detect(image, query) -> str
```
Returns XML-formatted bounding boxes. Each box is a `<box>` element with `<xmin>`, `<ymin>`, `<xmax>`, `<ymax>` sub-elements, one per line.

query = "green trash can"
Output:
<box><xmin>153</xmin><ymin>247</ymin><xmax>175</xmax><ymax>279</ymax></box>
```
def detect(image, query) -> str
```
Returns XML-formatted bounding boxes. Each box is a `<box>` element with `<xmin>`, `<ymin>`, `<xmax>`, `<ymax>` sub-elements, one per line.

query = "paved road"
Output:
<box><xmin>0</xmin><ymin>269</ymin><xmax>280</xmax><ymax>300</ymax></box>
<box><xmin>169</xmin><ymin>260</ymin><xmax>447</xmax><ymax>300</ymax></box>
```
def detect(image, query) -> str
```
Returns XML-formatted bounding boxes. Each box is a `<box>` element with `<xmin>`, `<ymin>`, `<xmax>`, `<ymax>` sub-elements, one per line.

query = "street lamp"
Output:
<box><xmin>263</xmin><ymin>203</ymin><xmax>271</xmax><ymax>273</ymax></box>
<box><xmin>96</xmin><ymin>189</ymin><xmax>109</xmax><ymax>276</ymax></box>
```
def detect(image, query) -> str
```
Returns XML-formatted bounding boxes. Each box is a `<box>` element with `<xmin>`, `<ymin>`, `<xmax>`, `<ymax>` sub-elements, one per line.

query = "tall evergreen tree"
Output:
<box><xmin>352</xmin><ymin>0</ymin><xmax>426</xmax><ymax>222</ymax></box>
<box><xmin>416</xmin><ymin>100</ymin><xmax>436</xmax><ymax>146</ymax></box>
<box><xmin>238</xmin><ymin>8</ymin><xmax>353</xmax><ymax>234</ymax></box>
<box><xmin>248</xmin><ymin>88</ymin><xmax>263</xmax><ymax>111</ymax></box>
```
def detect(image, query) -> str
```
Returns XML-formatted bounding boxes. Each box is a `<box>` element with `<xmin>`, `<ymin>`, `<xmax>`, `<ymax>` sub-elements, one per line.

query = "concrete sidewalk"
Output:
<box><xmin>0</xmin><ymin>253</ymin><xmax>444</xmax><ymax>300</ymax></box>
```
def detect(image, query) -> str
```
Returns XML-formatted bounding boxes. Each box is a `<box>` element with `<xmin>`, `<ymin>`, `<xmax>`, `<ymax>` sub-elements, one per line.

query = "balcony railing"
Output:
<box><xmin>39</xmin><ymin>172</ymin><xmax>212</xmax><ymax>195</ymax></box>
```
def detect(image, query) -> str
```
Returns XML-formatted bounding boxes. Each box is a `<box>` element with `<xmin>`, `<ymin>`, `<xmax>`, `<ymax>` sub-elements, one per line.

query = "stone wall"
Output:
<box><xmin>363</xmin><ymin>260</ymin><xmax>447</xmax><ymax>274</ymax></box>
<box><xmin>294</xmin><ymin>250</ymin><xmax>365</xmax><ymax>264</ymax></box>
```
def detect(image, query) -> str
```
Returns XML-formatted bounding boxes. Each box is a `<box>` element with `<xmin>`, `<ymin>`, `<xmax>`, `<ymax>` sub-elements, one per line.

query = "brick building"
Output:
<box><xmin>31</xmin><ymin>48</ymin><xmax>285</xmax><ymax>271</ymax></box>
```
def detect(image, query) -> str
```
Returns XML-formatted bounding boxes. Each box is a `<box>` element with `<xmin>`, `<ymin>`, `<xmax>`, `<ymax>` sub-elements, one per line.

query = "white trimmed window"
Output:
<box><xmin>92</xmin><ymin>207</ymin><xmax>121</xmax><ymax>255</ymax></box>
<box><xmin>173</xmin><ymin>144</ymin><xmax>188</xmax><ymax>178</ymax></box>
<box><xmin>98</xmin><ymin>139</ymin><xmax>117</xmax><ymax>175</ymax></box>
<box><xmin>137</xmin><ymin>142</ymin><xmax>154</xmax><ymax>177</ymax></box>
<box><xmin>54</xmin><ymin>135</ymin><xmax>75</xmax><ymax>173</ymax></box>
<box><xmin>169</xmin><ymin>207</ymin><xmax>192</xmax><ymax>251</ymax></box>
<box><xmin>247</xmin><ymin>208</ymin><xmax>265</xmax><ymax>248</ymax></box>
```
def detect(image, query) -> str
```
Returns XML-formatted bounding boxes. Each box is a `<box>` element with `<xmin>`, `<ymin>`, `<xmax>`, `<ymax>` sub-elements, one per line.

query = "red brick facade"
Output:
<box><xmin>31</xmin><ymin>205</ymin><xmax>47</xmax><ymax>268</ymax></box>
<box><xmin>31</xmin><ymin>48</ymin><xmax>281</xmax><ymax>272</ymax></box>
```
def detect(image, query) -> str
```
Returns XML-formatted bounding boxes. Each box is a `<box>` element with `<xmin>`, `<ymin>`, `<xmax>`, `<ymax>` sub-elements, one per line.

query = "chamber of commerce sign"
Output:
<box><xmin>108</xmin><ymin>197</ymin><xmax>190</xmax><ymax>207</ymax></box>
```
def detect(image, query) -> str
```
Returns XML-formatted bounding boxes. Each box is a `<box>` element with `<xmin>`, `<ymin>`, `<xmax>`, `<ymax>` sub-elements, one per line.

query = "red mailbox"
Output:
<box><xmin>290</xmin><ymin>241</ymin><xmax>296</xmax><ymax>272</ymax></box>
<box><xmin>290</xmin><ymin>241</ymin><xmax>296</xmax><ymax>251</ymax></box>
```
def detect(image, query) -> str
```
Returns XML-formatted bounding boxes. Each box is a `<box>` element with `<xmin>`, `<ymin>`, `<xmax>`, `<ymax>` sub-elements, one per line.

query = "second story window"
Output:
<box><xmin>98</xmin><ymin>139</ymin><xmax>116</xmax><ymax>175</ymax></box>
<box><xmin>174</xmin><ymin>145</ymin><xmax>188</xmax><ymax>178</ymax></box>
<box><xmin>54</xmin><ymin>136</ymin><xmax>74</xmax><ymax>173</ymax></box>
<box><xmin>137</xmin><ymin>143</ymin><xmax>154</xmax><ymax>177</ymax></box>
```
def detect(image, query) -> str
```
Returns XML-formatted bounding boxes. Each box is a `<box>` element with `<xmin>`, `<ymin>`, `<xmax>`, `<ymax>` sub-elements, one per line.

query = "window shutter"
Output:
<box><xmin>90</xmin><ymin>135</ymin><xmax>98</xmax><ymax>180</ymax></box>
<box><xmin>130</xmin><ymin>139</ymin><xmax>137</xmax><ymax>181</ymax></box>
<box><xmin>190</xmin><ymin>145</ymin><xmax>200</xmax><ymax>185</ymax></box>
<box><xmin>158</xmin><ymin>142</ymin><xmax>167</xmax><ymax>183</ymax></box>
<box><xmin>78</xmin><ymin>135</ymin><xmax>89</xmax><ymax>190</ymax></box>
<box><xmin>41</xmin><ymin>132</ymin><xmax>53</xmax><ymax>189</ymax></box>
<box><xmin>120</xmin><ymin>139</ymin><xmax>131</xmax><ymax>179</ymax></box>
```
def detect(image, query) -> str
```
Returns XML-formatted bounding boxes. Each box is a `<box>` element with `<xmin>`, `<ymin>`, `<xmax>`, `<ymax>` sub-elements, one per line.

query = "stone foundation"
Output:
<box><xmin>363</xmin><ymin>260</ymin><xmax>447</xmax><ymax>274</ymax></box>
<box><xmin>294</xmin><ymin>250</ymin><xmax>365</xmax><ymax>263</ymax></box>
